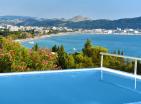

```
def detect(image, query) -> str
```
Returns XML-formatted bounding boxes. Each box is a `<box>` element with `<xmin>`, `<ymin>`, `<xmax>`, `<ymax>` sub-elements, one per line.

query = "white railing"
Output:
<box><xmin>100</xmin><ymin>52</ymin><xmax>141</xmax><ymax>89</ymax></box>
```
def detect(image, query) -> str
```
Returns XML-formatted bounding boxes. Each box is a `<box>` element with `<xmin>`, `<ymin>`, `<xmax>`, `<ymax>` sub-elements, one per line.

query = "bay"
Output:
<box><xmin>22</xmin><ymin>34</ymin><xmax>141</xmax><ymax>57</ymax></box>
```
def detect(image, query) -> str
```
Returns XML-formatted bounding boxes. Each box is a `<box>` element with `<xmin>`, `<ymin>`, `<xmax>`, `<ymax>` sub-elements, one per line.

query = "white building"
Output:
<box><xmin>9</xmin><ymin>26</ymin><xmax>19</xmax><ymax>31</ymax></box>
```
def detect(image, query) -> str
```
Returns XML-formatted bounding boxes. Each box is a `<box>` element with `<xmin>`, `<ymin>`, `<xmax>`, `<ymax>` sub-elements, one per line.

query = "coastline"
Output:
<box><xmin>15</xmin><ymin>32</ymin><xmax>78</xmax><ymax>43</ymax></box>
<box><xmin>15</xmin><ymin>31</ymin><xmax>141</xmax><ymax>43</ymax></box>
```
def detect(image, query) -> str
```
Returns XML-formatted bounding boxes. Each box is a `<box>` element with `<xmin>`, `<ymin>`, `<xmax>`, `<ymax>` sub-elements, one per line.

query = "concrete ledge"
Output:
<box><xmin>102</xmin><ymin>67</ymin><xmax>141</xmax><ymax>80</ymax></box>
<box><xmin>0</xmin><ymin>68</ymin><xmax>100</xmax><ymax>77</ymax></box>
<box><xmin>0</xmin><ymin>67</ymin><xmax>141</xmax><ymax>81</ymax></box>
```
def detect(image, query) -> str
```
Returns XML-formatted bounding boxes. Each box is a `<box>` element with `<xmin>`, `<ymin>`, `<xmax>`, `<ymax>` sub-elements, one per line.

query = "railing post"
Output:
<box><xmin>101</xmin><ymin>54</ymin><xmax>103</xmax><ymax>80</ymax></box>
<box><xmin>100</xmin><ymin>52</ymin><xmax>141</xmax><ymax>90</ymax></box>
<box><xmin>134</xmin><ymin>60</ymin><xmax>137</xmax><ymax>89</ymax></box>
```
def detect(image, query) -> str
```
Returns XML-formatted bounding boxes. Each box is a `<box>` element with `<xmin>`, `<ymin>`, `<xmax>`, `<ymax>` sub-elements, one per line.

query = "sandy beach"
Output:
<box><xmin>15</xmin><ymin>32</ymin><xmax>78</xmax><ymax>43</ymax></box>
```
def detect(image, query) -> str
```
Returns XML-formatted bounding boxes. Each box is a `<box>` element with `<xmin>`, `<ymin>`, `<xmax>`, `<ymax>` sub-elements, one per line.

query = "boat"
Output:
<box><xmin>28</xmin><ymin>41</ymin><xmax>35</xmax><ymax>44</ymax></box>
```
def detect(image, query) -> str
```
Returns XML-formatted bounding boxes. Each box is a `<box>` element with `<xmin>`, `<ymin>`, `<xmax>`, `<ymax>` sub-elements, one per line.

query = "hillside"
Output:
<box><xmin>1</xmin><ymin>16</ymin><xmax>141</xmax><ymax>29</ymax></box>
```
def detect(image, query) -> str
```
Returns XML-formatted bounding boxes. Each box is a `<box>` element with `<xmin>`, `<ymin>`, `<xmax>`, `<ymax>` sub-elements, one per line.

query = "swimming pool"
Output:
<box><xmin>0</xmin><ymin>68</ymin><xmax>141</xmax><ymax>104</ymax></box>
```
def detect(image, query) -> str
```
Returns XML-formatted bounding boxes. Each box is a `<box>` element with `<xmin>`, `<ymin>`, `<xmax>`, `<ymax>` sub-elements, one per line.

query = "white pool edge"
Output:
<box><xmin>0</xmin><ymin>67</ymin><xmax>141</xmax><ymax>80</ymax></box>
<box><xmin>102</xmin><ymin>67</ymin><xmax>141</xmax><ymax>80</ymax></box>
<box><xmin>0</xmin><ymin>68</ymin><xmax>100</xmax><ymax>76</ymax></box>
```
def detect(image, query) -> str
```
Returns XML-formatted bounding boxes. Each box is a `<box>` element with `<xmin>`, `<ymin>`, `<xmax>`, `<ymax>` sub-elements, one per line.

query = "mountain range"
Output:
<box><xmin>1</xmin><ymin>15</ymin><xmax>141</xmax><ymax>29</ymax></box>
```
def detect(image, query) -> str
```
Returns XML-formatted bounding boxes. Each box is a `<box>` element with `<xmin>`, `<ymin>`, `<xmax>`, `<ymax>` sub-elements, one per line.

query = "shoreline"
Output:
<box><xmin>15</xmin><ymin>32</ymin><xmax>77</xmax><ymax>43</ymax></box>
<box><xmin>15</xmin><ymin>31</ymin><xmax>141</xmax><ymax>43</ymax></box>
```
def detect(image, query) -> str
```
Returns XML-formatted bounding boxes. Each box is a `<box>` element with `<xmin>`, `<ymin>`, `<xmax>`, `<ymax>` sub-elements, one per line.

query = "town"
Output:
<box><xmin>0</xmin><ymin>25</ymin><xmax>141</xmax><ymax>39</ymax></box>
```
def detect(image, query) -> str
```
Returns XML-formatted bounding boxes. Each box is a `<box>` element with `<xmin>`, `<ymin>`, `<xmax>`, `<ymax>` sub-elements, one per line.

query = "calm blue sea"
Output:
<box><xmin>22</xmin><ymin>34</ymin><xmax>141</xmax><ymax>57</ymax></box>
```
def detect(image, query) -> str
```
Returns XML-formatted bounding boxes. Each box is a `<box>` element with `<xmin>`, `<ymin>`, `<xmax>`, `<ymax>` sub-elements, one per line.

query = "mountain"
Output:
<box><xmin>17</xmin><ymin>16</ymin><xmax>141</xmax><ymax>29</ymax></box>
<box><xmin>17</xmin><ymin>19</ymin><xmax>66</xmax><ymax>27</ymax></box>
<box><xmin>0</xmin><ymin>15</ymin><xmax>35</xmax><ymax>25</ymax></box>
<box><xmin>68</xmin><ymin>16</ymin><xmax>91</xmax><ymax>22</ymax></box>
<box><xmin>1</xmin><ymin>15</ymin><xmax>141</xmax><ymax>29</ymax></box>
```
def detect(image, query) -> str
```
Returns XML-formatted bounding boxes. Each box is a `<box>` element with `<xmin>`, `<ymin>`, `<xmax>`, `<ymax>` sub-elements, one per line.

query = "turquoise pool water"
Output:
<box><xmin>0</xmin><ymin>69</ymin><xmax>141</xmax><ymax>104</ymax></box>
<box><xmin>22</xmin><ymin>34</ymin><xmax>141</xmax><ymax>57</ymax></box>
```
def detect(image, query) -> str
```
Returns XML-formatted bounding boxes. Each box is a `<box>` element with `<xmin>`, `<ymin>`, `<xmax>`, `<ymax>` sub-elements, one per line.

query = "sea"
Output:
<box><xmin>22</xmin><ymin>33</ymin><xmax>141</xmax><ymax>57</ymax></box>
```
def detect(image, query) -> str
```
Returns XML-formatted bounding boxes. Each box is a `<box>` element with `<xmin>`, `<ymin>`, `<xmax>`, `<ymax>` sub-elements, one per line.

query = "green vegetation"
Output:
<box><xmin>52</xmin><ymin>39</ymin><xmax>141</xmax><ymax>75</ymax></box>
<box><xmin>0</xmin><ymin>37</ymin><xmax>57</xmax><ymax>72</ymax></box>
<box><xmin>0</xmin><ymin>28</ymin><xmax>70</xmax><ymax>40</ymax></box>
<box><xmin>0</xmin><ymin>36</ymin><xmax>141</xmax><ymax>75</ymax></box>
<box><xmin>0</xmin><ymin>29</ymin><xmax>34</xmax><ymax>39</ymax></box>
<box><xmin>52</xmin><ymin>39</ymin><xmax>106</xmax><ymax>69</ymax></box>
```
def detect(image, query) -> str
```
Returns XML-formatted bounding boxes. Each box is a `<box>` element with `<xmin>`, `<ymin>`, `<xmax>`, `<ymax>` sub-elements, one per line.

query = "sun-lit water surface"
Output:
<box><xmin>22</xmin><ymin>34</ymin><xmax>141</xmax><ymax>57</ymax></box>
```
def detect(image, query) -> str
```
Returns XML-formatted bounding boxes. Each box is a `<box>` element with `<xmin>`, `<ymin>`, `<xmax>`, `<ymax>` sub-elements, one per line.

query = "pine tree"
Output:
<box><xmin>32</xmin><ymin>43</ymin><xmax>39</xmax><ymax>51</ymax></box>
<box><xmin>52</xmin><ymin>45</ymin><xmax>58</xmax><ymax>52</ymax></box>
<box><xmin>82</xmin><ymin>39</ymin><xmax>93</xmax><ymax>57</ymax></box>
<box><xmin>57</xmin><ymin>45</ymin><xmax>67</xmax><ymax>69</ymax></box>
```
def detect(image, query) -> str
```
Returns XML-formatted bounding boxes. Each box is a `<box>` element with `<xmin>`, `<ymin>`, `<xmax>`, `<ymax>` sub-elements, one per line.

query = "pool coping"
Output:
<box><xmin>0</xmin><ymin>67</ymin><xmax>141</xmax><ymax>80</ymax></box>
<box><xmin>0</xmin><ymin>68</ymin><xmax>100</xmax><ymax>76</ymax></box>
<box><xmin>102</xmin><ymin>67</ymin><xmax>141</xmax><ymax>80</ymax></box>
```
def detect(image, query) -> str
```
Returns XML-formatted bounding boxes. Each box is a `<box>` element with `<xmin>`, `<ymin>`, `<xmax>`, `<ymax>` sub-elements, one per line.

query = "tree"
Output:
<box><xmin>52</xmin><ymin>45</ymin><xmax>58</xmax><ymax>52</ymax></box>
<box><xmin>0</xmin><ymin>53</ymin><xmax>12</xmax><ymax>72</ymax></box>
<box><xmin>66</xmin><ymin>55</ymin><xmax>75</xmax><ymax>68</ymax></box>
<box><xmin>84</xmin><ymin>39</ymin><xmax>92</xmax><ymax>48</ymax></box>
<box><xmin>74</xmin><ymin>53</ymin><xmax>84</xmax><ymax>64</ymax></box>
<box><xmin>82</xmin><ymin>56</ymin><xmax>94</xmax><ymax>68</ymax></box>
<box><xmin>57</xmin><ymin>45</ymin><xmax>68</xmax><ymax>69</ymax></box>
<box><xmin>82</xmin><ymin>39</ymin><xmax>93</xmax><ymax>57</ymax></box>
<box><xmin>32</xmin><ymin>43</ymin><xmax>39</xmax><ymax>51</ymax></box>
<box><xmin>0</xmin><ymin>36</ymin><xmax>3</xmax><ymax>48</ymax></box>
<box><xmin>91</xmin><ymin>46</ymin><xmax>108</xmax><ymax>67</ymax></box>
<box><xmin>0</xmin><ymin>37</ymin><xmax>57</xmax><ymax>72</ymax></box>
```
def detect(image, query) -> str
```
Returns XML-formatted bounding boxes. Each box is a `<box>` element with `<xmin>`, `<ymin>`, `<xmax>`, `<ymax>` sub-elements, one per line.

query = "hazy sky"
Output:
<box><xmin>0</xmin><ymin>0</ymin><xmax>141</xmax><ymax>19</ymax></box>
